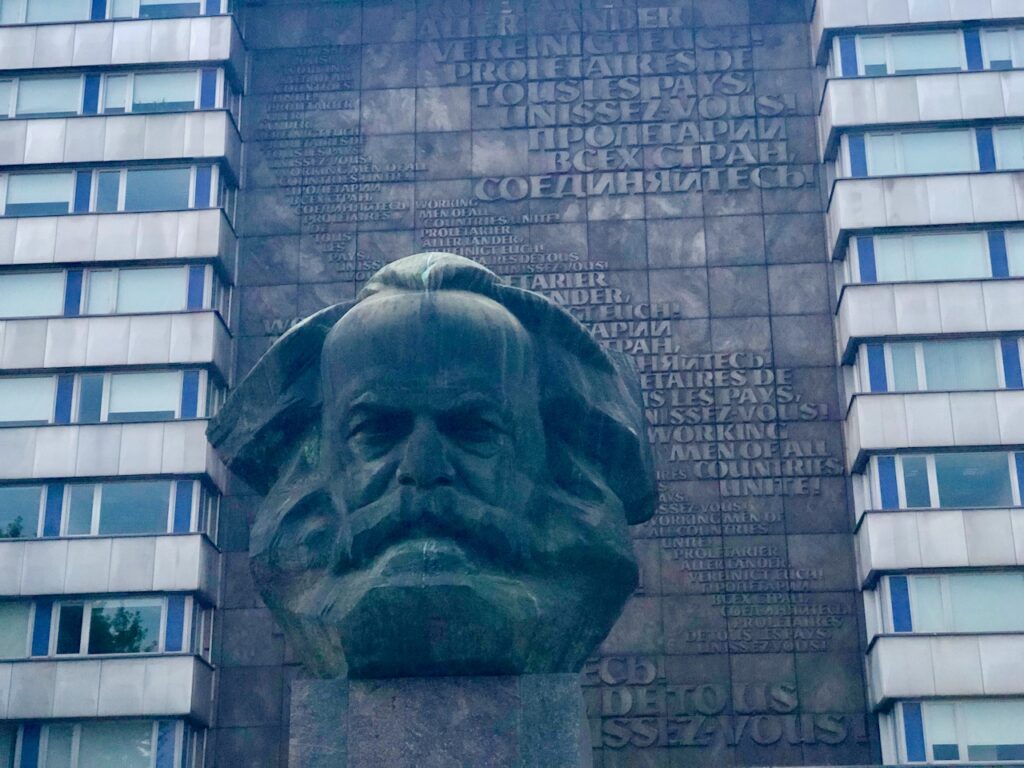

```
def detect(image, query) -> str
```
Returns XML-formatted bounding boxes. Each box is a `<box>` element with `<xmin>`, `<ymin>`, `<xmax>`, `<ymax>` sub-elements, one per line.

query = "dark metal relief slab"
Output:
<box><xmin>224</xmin><ymin>0</ymin><xmax>881</xmax><ymax>765</ymax></box>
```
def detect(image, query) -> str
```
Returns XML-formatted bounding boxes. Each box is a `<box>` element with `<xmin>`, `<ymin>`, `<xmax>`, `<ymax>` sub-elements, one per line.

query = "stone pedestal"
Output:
<box><xmin>289</xmin><ymin>674</ymin><xmax>592</xmax><ymax>768</ymax></box>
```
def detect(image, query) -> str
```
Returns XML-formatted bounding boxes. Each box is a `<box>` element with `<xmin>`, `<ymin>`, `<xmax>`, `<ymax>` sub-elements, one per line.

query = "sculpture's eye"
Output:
<box><xmin>346</xmin><ymin>409</ymin><xmax>410</xmax><ymax>454</ymax></box>
<box><xmin>440</xmin><ymin>409</ymin><xmax>506</xmax><ymax>455</ymax></box>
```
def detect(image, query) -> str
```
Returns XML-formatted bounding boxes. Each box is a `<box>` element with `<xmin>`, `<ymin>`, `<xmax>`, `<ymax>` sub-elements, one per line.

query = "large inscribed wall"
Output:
<box><xmin>221</xmin><ymin>1</ymin><xmax>879</xmax><ymax>765</ymax></box>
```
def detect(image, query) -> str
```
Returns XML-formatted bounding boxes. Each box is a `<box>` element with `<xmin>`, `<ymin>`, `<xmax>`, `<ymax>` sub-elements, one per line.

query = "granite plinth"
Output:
<box><xmin>289</xmin><ymin>674</ymin><xmax>592</xmax><ymax>768</ymax></box>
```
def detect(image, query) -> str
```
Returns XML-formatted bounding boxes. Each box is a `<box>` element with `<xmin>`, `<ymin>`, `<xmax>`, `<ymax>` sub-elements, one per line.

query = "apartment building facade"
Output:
<box><xmin>0</xmin><ymin>0</ymin><xmax>1022</xmax><ymax>766</ymax></box>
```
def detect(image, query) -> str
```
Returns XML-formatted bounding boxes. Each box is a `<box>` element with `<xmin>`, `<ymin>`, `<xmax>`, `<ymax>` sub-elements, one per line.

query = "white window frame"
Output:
<box><xmin>980</xmin><ymin>27</ymin><xmax>1024</xmax><ymax>70</ymax></box>
<box><xmin>899</xmin><ymin>699</ymin><xmax>1024</xmax><ymax>764</ymax></box>
<box><xmin>0</xmin><ymin>483</ymin><xmax>46</xmax><ymax>538</ymax></box>
<box><xmin>32</xmin><ymin>720</ymin><xmax>193</xmax><ymax>768</ymax></box>
<box><xmin>72</xmin><ymin>369</ymin><xmax>199</xmax><ymax>424</ymax></box>
<box><xmin>81</xmin><ymin>264</ymin><xmax>191</xmax><ymax>315</ymax></box>
<box><xmin>882</xmin><ymin>572</ymin><xmax>1024</xmax><ymax>634</ymax></box>
<box><xmin>61</xmin><ymin>479</ymin><xmax>181</xmax><ymax>537</ymax></box>
<box><xmin>7</xmin><ymin>73</ymin><xmax>85</xmax><ymax>118</ymax></box>
<box><xmin>870</xmin><ymin>452</ymin><xmax>1022</xmax><ymax>509</ymax></box>
<box><xmin>847</xmin><ymin>129</ymin><xmax>980</xmax><ymax>178</ymax></box>
<box><xmin>99</xmin><ymin>69</ymin><xmax>209</xmax><ymax>115</ymax></box>
<box><xmin>0</xmin><ymin>374</ymin><xmax>57</xmax><ymax>426</ymax></box>
<box><xmin>0</xmin><ymin>599</ymin><xmax>33</xmax><ymax>658</ymax></box>
<box><xmin>841</xmin><ymin>31</ymin><xmax>968</xmax><ymax>77</ymax></box>
<box><xmin>859</xmin><ymin>338</ymin><xmax>1007</xmax><ymax>394</ymax></box>
<box><xmin>50</xmin><ymin>595</ymin><xmax>181</xmax><ymax>657</ymax></box>
<box><xmin>0</xmin><ymin>171</ymin><xmax>75</xmax><ymax>217</ymax></box>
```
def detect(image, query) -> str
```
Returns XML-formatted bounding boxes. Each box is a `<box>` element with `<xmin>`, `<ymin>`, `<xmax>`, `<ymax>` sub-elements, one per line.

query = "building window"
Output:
<box><xmin>872</xmin><ymin>451</ymin><xmax>1021</xmax><ymax>510</ymax></box>
<box><xmin>1</xmin><ymin>165</ymin><xmax>224</xmax><ymax>217</ymax></box>
<box><xmin>868</xmin><ymin>450</ymin><xmax>1019</xmax><ymax>512</ymax></box>
<box><xmin>849</xmin><ymin>229</ymin><xmax>1024</xmax><ymax>284</ymax></box>
<box><xmin>834</xmin><ymin>31</ymin><xmax>965</xmax><ymax>77</ymax></box>
<box><xmin>0</xmin><ymin>264</ymin><xmax>226</xmax><ymax>319</ymax></box>
<box><xmin>0</xmin><ymin>479</ymin><xmax>219</xmax><ymax>539</ymax></box>
<box><xmin>0</xmin><ymin>484</ymin><xmax>42</xmax><ymax>538</ymax></box>
<box><xmin>0</xmin><ymin>69</ymin><xmax>224</xmax><ymax>118</ymax></box>
<box><xmin>0</xmin><ymin>376</ymin><xmax>55</xmax><ymax>426</ymax></box>
<box><xmin>898</xmin><ymin>700</ymin><xmax>1024</xmax><ymax>762</ymax></box>
<box><xmin>859</xmin><ymin>338</ymin><xmax>1019</xmax><ymax>393</ymax></box>
<box><xmin>30</xmin><ymin>595</ymin><xmax>209</xmax><ymax>658</ymax></box>
<box><xmin>0</xmin><ymin>0</ymin><xmax>225</xmax><ymax>23</ymax></box>
<box><xmin>885</xmin><ymin>573</ymin><xmax>1024</xmax><ymax>633</ymax></box>
<box><xmin>0</xmin><ymin>369</ymin><xmax>216</xmax><ymax>426</ymax></box>
<box><xmin>0</xmin><ymin>600</ymin><xmax>31</xmax><ymax>658</ymax></box>
<box><xmin>13</xmin><ymin>75</ymin><xmax>80</xmax><ymax>117</ymax></box>
<box><xmin>982</xmin><ymin>28</ymin><xmax>1024</xmax><ymax>70</ymax></box>
<box><xmin>0</xmin><ymin>271</ymin><xmax>65</xmax><ymax>318</ymax></box>
<box><xmin>3</xmin><ymin>172</ymin><xmax>73</xmax><ymax>216</ymax></box>
<box><xmin>0</xmin><ymin>725</ymin><xmax>14</xmax><ymax>767</ymax></box>
<box><xmin>9</xmin><ymin>720</ymin><xmax>205</xmax><ymax>768</ymax></box>
<box><xmin>847</xmin><ymin>129</ymin><xmax>977</xmax><ymax>178</ymax></box>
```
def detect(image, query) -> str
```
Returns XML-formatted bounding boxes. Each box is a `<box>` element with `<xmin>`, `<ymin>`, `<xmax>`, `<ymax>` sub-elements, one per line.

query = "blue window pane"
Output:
<box><xmin>890</xmin><ymin>576</ymin><xmax>913</xmax><ymax>632</ymax></box>
<box><xmin>173</xmin><ymin>481</ymin><xmax>193</xmax><ymax>533</ymax></box>
<box><xmin>903</xmin><ymin>703</ymin><xmax>926</xmax><ymax>762</ymax></box>
<box><xmin>1002</xmin><ymin>339</ymin><xmax>1023</xmax><ymax>389</ymax></box>
<box><xmin>53</xmin><ymin>375</ymin><xmax>74</xmax><ymax>425</ymax></box>
<box><xmin>73</xmin><ymin>171</ymin><xmax>92</xmax><ymax>213</ymax></box>
<box><xmin>849</xmin><ymin>135</ymin><xmax>868</xmax><ymax>177</ymax></box>
<box><xmin>964</xmin><ymin>29</ymin><xmax>984</xmax><ymax>71</ymax></box>
<box><xmin>20</xmin><ymin>723</ymin><xmax>41</xmax><ymax>768</ymax></box>
<box><xmin>90</xmin><ymin>0</ymin><xmax>106</xmax><ymax>19</ymax></box>
<box><xmin>1015</xmin><ymin>453</ymin><xmax>1024</xmax><ymax>499</ymax></box>
<box><xmin>205</xmin><ymin>0</ymin><xmax>221</xmax><ymax>13</ymax></box>
<box><xmin>63</xmin><ymin>269</ymin><xmax>83</xmax><ymax>317</ymax></box>
<box><xmin>124</xmin><ymin>168</ymin><xmax>191</xmax><ymax>212</ymax></box>
<box><xmin>989</xmin><ymin>230</ymin><xmax>1010</xmax><ymax>277</ymax></box>
<box><xmin>977</xmin><ymin>127</ymin><xmax>997</xmax><ymax>171</ymax></box>
<box><xmin>140</xmin><ymin>1</ymin><xmax>202</xmax><ymax>19</ymax></box>
<box><xmin>839</xmin><ymin>36</ymin><xmax>859</xmax><ymax>77</ymax></box>
<box><xmin>156</xmin><ymin>721</ymin><xmax>177</xmax><ymax>768</ymax></box>
<box><xmin>193</xmin><ymin>166</ymin><xmax>212</xmax><ymax>209</ymax></box>
<box><xmin>187</xmin><ymin>266</ymin><xmax>205</xmax><ymax>310</ymax></box>
<box><xmin>857</xmin><ymin>236</ymin><xmax>877</xmax><ymax>283</ymax></box>
<box><xmin>866</xmin><ymin>344</ymin><xmax>888</xmax><ymax>392</ymax></box>
<box><xmin>76</xmin><ymin>374</ymin><xmax>104</xmax><ymax>423</ymax></box>
<box><xmin>180</xmin><ymin>370</ymin><xmax>200</xmax><ymax>419</ymax></box>
<box><xmin>878</xmin><ymin>456</ymin><xmax>899</xmax><ymax>509</ymax></box>
<box><xmin>935</xmin><ymin>452</ymin><xmax>1013</xmax><ymax>508</ymax></box>
<box><xmin>95</xmin><ymin>171</ymin><xmax>120</xmax><ymax>213</ymax></box>
<box><xmin>82</xmin><ymin>73</ymin><xmax>101</xmax><ymax>115</ymax></box>
<box><xmin>901</xmin><ymin>456</ymin><xmax>931</xmax><ymax>508</ymax></box>
<box><xmin>42</xmin><ymin>484</ymin><xmax>63</xmax><ymax>537</ymax></box>
<box><xmin>165</xmin><ymin>596</ymin><xmax>186</xmax><ymax>652</ymax></box>
<box><xmin>30</xmin><ymin>601</ymin><xmax>51</xmax><ymax>657</ymax></box>
<box><xmin>199</xmin><ymin>69</ymin><xmax>217</xmax><ymax>109</ymax></box>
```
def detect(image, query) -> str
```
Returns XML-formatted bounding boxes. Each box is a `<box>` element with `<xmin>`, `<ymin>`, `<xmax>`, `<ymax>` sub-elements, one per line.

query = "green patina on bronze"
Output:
<box><xmin>208</xmin><ymin>253</ymin><xmax>656</xmax><ymax>679</ymax></box>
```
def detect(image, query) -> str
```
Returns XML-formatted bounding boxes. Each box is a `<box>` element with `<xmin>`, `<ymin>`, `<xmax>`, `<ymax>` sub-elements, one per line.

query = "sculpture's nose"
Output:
<box><xmin>396</xmin><ymin>418</ymin><xmax>454</xmax><ymax>489</ymax></box>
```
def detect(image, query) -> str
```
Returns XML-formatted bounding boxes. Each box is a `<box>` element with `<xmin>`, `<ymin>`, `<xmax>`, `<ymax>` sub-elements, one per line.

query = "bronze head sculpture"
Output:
<box><xmin>209</xmin><ymin>253</ymin><xmax>657</xmax><ymax>678</ymax></box>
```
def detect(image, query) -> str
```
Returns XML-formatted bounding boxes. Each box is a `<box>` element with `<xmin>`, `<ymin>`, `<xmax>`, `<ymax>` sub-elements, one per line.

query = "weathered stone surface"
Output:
<box><xmin>210</xmin><ymin>253</ymin><xmax>658</xmax><ymax>679</ymax></box>
<box><xmin>290</xmin><ymin>674</ymin><xmax>592</xmax><ymax>768</ymax></box>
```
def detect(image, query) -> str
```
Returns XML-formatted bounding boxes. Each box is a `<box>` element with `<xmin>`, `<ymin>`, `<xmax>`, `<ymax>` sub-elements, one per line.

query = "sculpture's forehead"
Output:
<box><xmin>322</xmin><ymin>291</ymin><xmax>537</xmax><ymax>397</ymax></box>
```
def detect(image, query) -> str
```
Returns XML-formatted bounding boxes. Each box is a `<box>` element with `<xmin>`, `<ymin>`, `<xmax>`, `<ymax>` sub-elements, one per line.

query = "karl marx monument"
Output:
<box><xmin>209</xmin><ymin>252</ymin><xmax>657</xmax><ymax>766</ymax></box>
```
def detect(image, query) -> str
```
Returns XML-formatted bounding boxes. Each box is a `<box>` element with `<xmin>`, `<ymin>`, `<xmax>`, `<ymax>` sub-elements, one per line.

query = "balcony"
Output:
<box><xmin>836</xmin><ymin>279</ymin><xmax>1024</xmax><ymax>360</ymax></box>
<box><xmin>844</xmin><ymin>390</ymin><xmax>1024</xmax><ymax>470</ymax></box>
<box><xmin>867</xmin><ymin>633</ymin><xmax>1024</xmax><ymax>708</ymax></box>
<box><xmin>0</xmin><ymin>655</ymin><xmax>213</xmax><ymax>724</ymax></box>
<box><xmin>0</xmin><ymin>208</ymin><xmax>236</xmax><ymax>272</ymax></box>
<box><xmin>811</xmin><ymin>0</ymin><xmax>1023</xmax><ymax>61</ymax></box>
<box><xmin>0</xmin><ymin>311</ymin><xmax>231</xmax><ymax>379</ymax></box>
<box><xmin>0</xmin><ymin>420</ymin><xmax>227</xmax><ymax>488</ymax></box>
<box><xmin>820</xmin><ymin>70</ymin><xmax>1024</xmax><ymax>158</ymax></box>
<box><xmin>827</xmin><ymin>172</ymin><xmax>1024</xmax><ymax>258</ymax></box>
<box><xmin>0</xmin><ymin>110</ymin><xmax>241</xmax><ymax>179</ymax></box>
<box><xmin>857</xmin><ymin>507</ymin><xmax>1024</xmax><ymax>583</ymax></box>
<box><xmin>0</xmin><ymin>15</ymin><xmax>243</xmax><ymax>82</ymax></box>
<box><xmin>0</xmin><ymin>533</ymin><xmax>219</xmax><ymax>601</ymax></box>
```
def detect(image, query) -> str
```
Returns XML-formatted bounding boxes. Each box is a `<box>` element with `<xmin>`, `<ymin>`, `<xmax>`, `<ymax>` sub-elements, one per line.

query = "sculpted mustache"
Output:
<box><xmin>333</xmin><ymin>486</ymin><xmax>529</xmax><ymax>572</ymax></box>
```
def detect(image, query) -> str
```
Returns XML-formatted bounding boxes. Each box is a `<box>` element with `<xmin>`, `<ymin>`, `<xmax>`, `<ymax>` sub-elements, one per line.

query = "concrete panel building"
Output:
<box><xmin>0</xmin><ymin>0</ymin><xmax>1021</xmax><ymax>766</ymax></box>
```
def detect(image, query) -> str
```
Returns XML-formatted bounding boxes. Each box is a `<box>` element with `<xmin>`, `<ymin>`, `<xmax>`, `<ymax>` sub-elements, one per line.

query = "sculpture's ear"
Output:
<box><xmin>542</xmin><ymin>345</ymin><xmax>658</xmax><ymax>527</ymax></box>
<box><xmin>207</xmin><ymin>303</ymin><xmax>352</xmax><ymax>495</ymax></box>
